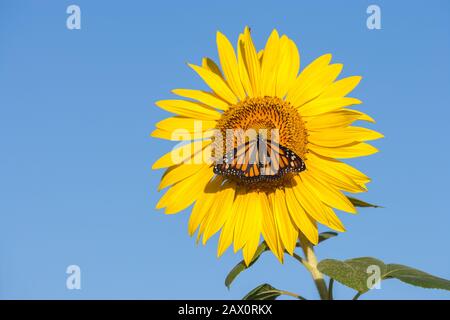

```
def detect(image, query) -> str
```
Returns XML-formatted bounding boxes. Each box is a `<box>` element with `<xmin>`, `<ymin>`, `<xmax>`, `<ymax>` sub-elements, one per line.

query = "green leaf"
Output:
<box><xmin>347</xmin><ymin>196</ymin><xmax>381</xmax><ymax>208</ymax></box>
<box><xmin>225</xmin><ymin>263</ymin><xmax>246</xmax><ymax>290</ymax></box>
<box><xmin>318</xmin><ymin>231</ymin><xmax>338</xmax><ymax>243</ymax></box>
<box><xmin>318</xmin><ymin>257</ymin><xmax>386</xmax><ymax>293</ymax></box>
<box><xmin>225</xmin><ymin>242</ymin><xmax>267</xmax><ymax>289</ymax></box>
<box><xmin>243</xmin><ymin>284</ymin><xmax>282</xmax><ymax>300</ymax></box>
<box><xmin>385</xmin><ymin>264</ymin><xmax>450</xmax><ymax>291</ymax></box>
<box><xmin>318</xmin><ymin>257</ymin><xmax>450</xmax><ymax>294</ymax></box>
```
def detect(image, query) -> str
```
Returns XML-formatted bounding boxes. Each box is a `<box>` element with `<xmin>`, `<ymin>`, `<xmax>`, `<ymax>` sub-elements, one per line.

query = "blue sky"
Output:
<box><xmin>0</xmin><ymin>0</ymin><xmax>449</xmax><ymax>299</ymax></box>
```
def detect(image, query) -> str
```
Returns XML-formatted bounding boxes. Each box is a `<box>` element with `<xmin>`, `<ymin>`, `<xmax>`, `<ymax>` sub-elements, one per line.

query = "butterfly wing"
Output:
<box><xmin>277</xmin><ymin>144</ymin><xmax>306</xmax><ymax>173</ymax></box>
<box><xmin>213</xmin><ymin>139</ymin><xmax>259</xmax><ymax>178</ymax></box>
<box><xmin>260</xmin><ymin>140</ymin><xmax>306</xmax><ymax>178</ymax></box>
<box><xmin>214</xmin><ymin>137</ymin><xmax>306</xmax><ymax>181</ymax></box>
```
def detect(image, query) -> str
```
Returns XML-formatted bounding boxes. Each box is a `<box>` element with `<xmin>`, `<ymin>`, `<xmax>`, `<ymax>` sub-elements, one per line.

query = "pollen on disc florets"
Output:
<box><xmin>217</xmin><ymin>96</ymin><xmax>308</xmax><ymax>158</ymax></box>
<box><xmin>213</xmin><ymin>96</ymin><xmax>309</xmax><ymax>191</ymax></box>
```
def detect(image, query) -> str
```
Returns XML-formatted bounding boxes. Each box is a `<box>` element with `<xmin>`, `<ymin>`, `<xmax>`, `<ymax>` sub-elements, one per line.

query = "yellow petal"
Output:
<box><xmin>153</xmin><ymin>116</ymin><xmax>216</xmax><ymax>141</ymax></box>
<box><xmin>217</xmin><ymin>191</ymin><xmax>242</xmax><ymax>257</ymax></box>
<box><xmin>291</xmin><ymin>176</ymin><xmax>346</xmax><ymax>231</ymax></box>
<box><xmin>346</xmin><ymin>109</ymin><xmax>376</xmax><ymax>123</ymax></box>
<box><xmin>283</xmin><ymin>186</ymin><xmax>318</xmax><ymax>244</ymax></box>
<box><xmin>305</xmin><ymin>110</ymin><xmax>362</xmax><ymax>131</ymax></box>
<box><xmin>286</xmin><ymin>53</ymin><xmax>332</xmax><ymax>104</ymax></box>
<box><xmin>320</xmin><ymin>204</ymin><xmax>346</xmax><ymax>232</ymax></box>
<box><xmin>310</xmin><ymin>151</ymin><xmax>371</xmax><ymax>185</ymax></box>
<box><xmin>188</xmin><ymin>177</ymin><xmax>223</xmax><ymax>235</ymax></box>
<box><xmin>320</xmin><ymin>76</ymin><xmax>362</xmax><ymax>98</ymax></box>
<box><xmin>308</xmin><ymin>142</ymin><xmax>378</xmax><ymax>159</ymax></box>
<box><xmin>188</xmin><ymin>64</ymin><xmax>238</xmax><ymax>104</ymax></box>
<box><xmin>217</xmin><ymin>223</ymin><xmax>233</xmax><ymax>257</ymax></box>
<box><xmin>290</xmin><ymin>63</ymin><xmax>343</xmax><ymax>107</ymax></box>
<box><xmin>242</xmin><ymin>192</ymin><xmax>262</xmax><ymax>266</ymax></box>
<box><xmin>202</xmin><ymin>57</ymin><xmax>223</xmax><ymax>77</ymax></box>
<box><xmin>270</xmin><ymin>189</ymin><xmax>298</xmax><ymax>254</ymax></box>
<box><xmin>261</xmin><ymin>191</ymin><xmax>284</xmax><ymax>262</ymax></box>
<box><xmin>159</xmin><ymin>163</ymin><xmax>205</xmax><ymax>190</ymax></box>
<box><xmin>276</xmin><ymin>37</ymin><xmax>300</xmax><ymax>98</ymax></box>
<box><xmin>260</xmin><ymin>30</ymin><xmax>280</xmax><ymax>96</ymax></box>
<box><xmin>156</xmin><ymin>165</ymin><xmax>214</xmax><ymax>214</ymax></box>
<box><xmin>308</xmin><ymin>126</ymin><xmax>384</xmax><ymax>147</ymax></box>
<box><xmin>216</xmin><ymin>31</ymin><xmax>247</xmax><ymax>100</ymax></box>
<box><xmin>152</xmin><ymin>140</ymin><xmax>211</xmax><ymax>169</ymax></box>
<box><xmin>306</xmin><ymin>154</ymin><xmax>366</xmax><ymax>193</ymax></box>
<box><xmin>299</xmin><ymin>97</ymin><xmax>362</xmax><ymax>117</ymax></box>
<box><xmin>237</xmin><ymin>33</ymin><xmax>253</xmax><ymax>97</ymax></box>
<box><xmin>289</xmin><ymin>176</ymin><xmax>330</xmax><ymax>226</ymax></box>
<box><xmin>242</xmin><ymin>235</ymin><xmax>260</xmax><ymax>266</ymax></box>
<box><xmin>155</xmin><ymin>99</ymin><xmax>221</xmax><ymax>120</ymax></box>
<box><xmin>201</xmin><ymin>181</ymin><xmax>236</xmax><ymax>244</ymax></box>
<box><xmin>233</xmin><ymin>191</ymin><xmax>252</xmax><ymax>251</ymax></box>
<box><xmin>301</xmin><ymin>171</ymin><xmax>356</xmax><ymax>213</ymax></box>
<box><xmin>151</xmin><ymin>128</ymin><xmax>214</xmax><ymax>141</ymax></box>
<box><xmin>257</xmin><ymin>49</ymin><xmax>264</xmax><ymax>63</ymax></box>
<box><xmin>172</xmin><ymin>89</ymin><xmax>230</xmax><ymax>111</ymax></box>
<box><xmin>156</xmin><ymin>116</ymin><xmax>217</xmax><ymax>133</ymax></box>
<box><xmin>241</xmin><ymin>27</ymin><xmax>262</xmax><ymax>96</ymax></box>
<box><xmin>151</xmin><ymin>128</ymin><xmax>187</xmax><ymax>141</ymax></box>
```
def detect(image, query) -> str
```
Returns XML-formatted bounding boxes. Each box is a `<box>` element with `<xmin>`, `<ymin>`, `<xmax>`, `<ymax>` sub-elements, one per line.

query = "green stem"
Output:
<box><xmin>352</xmin><ymin>292</ymin><xmax>362</xmax><ymax>300</ymax></box>
<box><xmin>328</xmin><ymin>278</ymin><xmax>334</xmax><ymax>300</ymax></box>
<box><xmin>298</xmin><ymin>234</ymin><xmax>329</xmax><ymax>300</ymax></box>
<box><xmin>292</xmin><ymin>252</ymin><xmax>314</xmax><ymax>272</ymax></box>
<box><xmin>277</xmin><ymin>290</ymin><xmax>308</xmax><ymax>301</ymax></box>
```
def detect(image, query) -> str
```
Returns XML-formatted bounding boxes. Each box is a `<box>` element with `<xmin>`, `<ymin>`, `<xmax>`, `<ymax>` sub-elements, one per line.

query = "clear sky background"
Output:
<box><xmin>1</xmin><ymin>0</ymin><xmax>449</xmax><ymax>300</ymax></box>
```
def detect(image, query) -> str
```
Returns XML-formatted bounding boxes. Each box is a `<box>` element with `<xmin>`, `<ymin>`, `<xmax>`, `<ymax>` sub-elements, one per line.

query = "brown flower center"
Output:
<box><xmin>213</xmin><ymin>96</ymin><xmax>308</xmax><ymax>191</ymax></box>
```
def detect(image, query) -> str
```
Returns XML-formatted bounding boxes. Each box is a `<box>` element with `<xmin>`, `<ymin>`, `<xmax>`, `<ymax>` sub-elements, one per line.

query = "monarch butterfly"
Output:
<box><xmin>213</xmin><ymin>136</ymin><xmax>306</xmax><ymax>182</ymax></box>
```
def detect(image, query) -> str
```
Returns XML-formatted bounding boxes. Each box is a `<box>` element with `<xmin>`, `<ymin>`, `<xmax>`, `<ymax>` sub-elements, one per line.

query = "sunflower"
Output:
<box><xmin>152</xmin><ymin>27</ymin><xmax>382</xmax><ymax>266</ymax></box>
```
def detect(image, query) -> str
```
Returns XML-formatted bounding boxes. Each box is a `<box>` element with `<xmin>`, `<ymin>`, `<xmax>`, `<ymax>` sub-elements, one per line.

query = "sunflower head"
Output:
<box><xmin>152</xmin><ymin>27</ymin><xmax>382</xmax><ymax>265</ymax></box>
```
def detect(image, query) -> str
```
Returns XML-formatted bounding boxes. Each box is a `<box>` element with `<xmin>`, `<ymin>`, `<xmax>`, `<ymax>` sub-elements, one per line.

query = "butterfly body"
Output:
<box><xmin>213</xmin><ymin>136</ymin><xmax>306</xmax><ymax>183</ymax></box>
